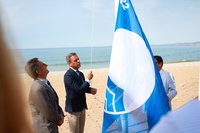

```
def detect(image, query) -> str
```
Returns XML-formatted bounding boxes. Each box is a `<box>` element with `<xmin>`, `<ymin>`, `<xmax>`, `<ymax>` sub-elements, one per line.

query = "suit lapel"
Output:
<box><xmin>79</xmin><ymin>72</ymin><xmax>85</xmax><ymax>83</ymax></box>
<box><xmin>37</xmin><ymin>80</ymin><xmax>59</xmax><ymax>102</ymax></box>
<box><xmin>69</xmin><ymin>68</ymin><xmax>84</xmax><ymax>84</ymax></box>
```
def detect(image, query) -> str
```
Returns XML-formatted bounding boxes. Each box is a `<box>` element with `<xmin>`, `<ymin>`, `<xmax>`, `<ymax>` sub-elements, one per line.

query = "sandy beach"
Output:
<box><xmin>20</xmin><ymin>61</ymin><xmax>200</xmax><ymax>133</ymax></box>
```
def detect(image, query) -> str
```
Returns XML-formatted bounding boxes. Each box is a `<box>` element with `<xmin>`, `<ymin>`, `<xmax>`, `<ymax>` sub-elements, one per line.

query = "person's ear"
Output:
<box><xmin>161</xmin><ymin>63</ymin><xmax>163</xmax><ymax>67</ymax></box>
<box><xmin>68</xmin><ymin>62</ymin><xmax>71</xmax><ymax>66</ymax></box>
<box><xmin>36</xmin><ymin>70</ymin><xmax>40</xmax><ymax>75</ymax></box>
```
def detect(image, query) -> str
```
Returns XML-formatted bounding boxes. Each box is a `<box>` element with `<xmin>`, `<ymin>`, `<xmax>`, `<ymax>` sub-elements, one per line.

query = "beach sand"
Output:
<box><xmin>20</xmin><ymin>61</ymin><xmax>200</xmax><ymax>133</ymax></box>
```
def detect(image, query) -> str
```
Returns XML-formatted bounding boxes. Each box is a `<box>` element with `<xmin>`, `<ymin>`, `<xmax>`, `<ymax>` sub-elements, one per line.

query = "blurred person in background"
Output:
<box><xmin>150</xmin><ymin>99</ymin><xmax>200</xmax><ymax>133</ymax></box>
<box><xmin>0</xmin><ymin>19</ymin><xmax>33</xmax><ymax>132</ymax></box>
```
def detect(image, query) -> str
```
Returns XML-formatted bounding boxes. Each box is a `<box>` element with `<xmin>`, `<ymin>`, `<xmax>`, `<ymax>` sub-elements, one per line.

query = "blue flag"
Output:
<box><xmin>102</xmin><ymin>0</ymin><xmax>170</xmax><ymax>132</ymax></box>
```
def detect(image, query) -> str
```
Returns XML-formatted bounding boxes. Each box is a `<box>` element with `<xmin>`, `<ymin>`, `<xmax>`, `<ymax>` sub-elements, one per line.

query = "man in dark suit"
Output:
<box><xmin>25</xmin><ymin>58</ymin><xmax>64</xmax><ymax>133</ymax></box>
<box><xmin>64</xmin><ymin>53</ymin><xmax>97</xmax><ymax>133</ymax></box>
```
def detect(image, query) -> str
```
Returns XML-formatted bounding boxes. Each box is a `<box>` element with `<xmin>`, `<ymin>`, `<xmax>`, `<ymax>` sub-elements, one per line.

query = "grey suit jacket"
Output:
<box><xmin>29</xmin><ymin>79</ymin><xmax>63</xmax><ymax>133</ymax></box>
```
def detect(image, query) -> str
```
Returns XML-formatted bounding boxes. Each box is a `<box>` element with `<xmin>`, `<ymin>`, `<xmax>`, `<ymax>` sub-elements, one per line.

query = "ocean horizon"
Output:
<box><xmin>13</xmin><ymin>45</ymin><xmax>200</xmax><ymax>73</ymax></box>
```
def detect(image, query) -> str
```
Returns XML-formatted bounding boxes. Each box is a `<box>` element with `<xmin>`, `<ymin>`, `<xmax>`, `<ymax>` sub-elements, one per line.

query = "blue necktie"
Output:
<box><xmin>76</xmin><ymin>70</ymin><xmax>84</xmax><ymax>83</ymax></box>
<box><xmin>76</xmin><ymin>70</ymin><xmax>80</xmax><ymax>76</ymax></box>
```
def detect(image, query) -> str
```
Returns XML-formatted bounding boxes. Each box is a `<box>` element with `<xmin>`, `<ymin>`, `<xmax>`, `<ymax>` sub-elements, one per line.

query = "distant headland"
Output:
<box><xmin>154</xmin><ymin>41</ymin><xmax>200</xmax><ymax>46</ymax></box>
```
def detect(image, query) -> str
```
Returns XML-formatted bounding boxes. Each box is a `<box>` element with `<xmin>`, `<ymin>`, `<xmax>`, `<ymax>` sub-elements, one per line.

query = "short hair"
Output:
<box><xmin>154</xmin><ymin>55</ymin><xmax>163</xmax><ymax>67</ymax></box>
<box><xmin>66</xmin><ymin>52</ymin><xmax>77</xmax><ymax>63</ymax></box>
<box><xmin>25</xmin><ymin>58</ymin><xmax>40</xmax><ymax>79</ymax></box>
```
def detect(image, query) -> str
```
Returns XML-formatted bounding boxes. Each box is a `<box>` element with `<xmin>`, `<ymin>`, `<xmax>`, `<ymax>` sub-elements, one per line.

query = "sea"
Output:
<box><xmin>14</xmin><ymin>45</ymin><xmax>200</xmax><ymax>73</ymax></box>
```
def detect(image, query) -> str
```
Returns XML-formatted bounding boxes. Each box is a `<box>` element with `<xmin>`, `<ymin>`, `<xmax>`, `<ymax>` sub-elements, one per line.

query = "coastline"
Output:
<box><xmin>20</xmin><ymin>61</ymin><xmax>200</xmax><ymax>133</ymax></box>
<box><xmin>17</xmin><ymin>44</ymin><xmax>200</xmax><ymax>73</ymax></box>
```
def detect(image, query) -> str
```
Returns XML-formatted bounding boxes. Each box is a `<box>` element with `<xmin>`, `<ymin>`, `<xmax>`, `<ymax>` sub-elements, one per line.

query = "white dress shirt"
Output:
<box><xmin>160</xmin><ymin>69</ymin><xmax>177</xmax><ymax>101</ymax></box>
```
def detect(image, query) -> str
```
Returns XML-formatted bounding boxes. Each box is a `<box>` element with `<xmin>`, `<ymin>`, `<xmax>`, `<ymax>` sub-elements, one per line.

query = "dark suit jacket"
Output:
<box><xmin>29</xmin><ymin>79</ymin><xmax>63</xmax><ymax>133</ymax></box>
<box><xmin>64</xmin><ymin>68</ymin><xmax>91</xmax><ymax>112</ymax></box>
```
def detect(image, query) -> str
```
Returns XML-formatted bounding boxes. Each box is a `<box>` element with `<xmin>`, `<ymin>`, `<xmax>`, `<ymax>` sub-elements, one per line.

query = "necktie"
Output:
<box><xmin>76</xmin><ymin>70</ymin><xmax>80</xmax><ymax>76</ymax></box>
<box><xmin>47</xmin><ymin>81</ymin><xmax>53</xmax><ymax>89</ymax></box>
<box><xmin>47</xmin><ymin>81</ymin><xmax>57</xmax><ymax>99</ymax></box>
<box><xmin>76</xmin><ymin>70</ymin><xmax>84</xmax><ymax>83</ymax></box>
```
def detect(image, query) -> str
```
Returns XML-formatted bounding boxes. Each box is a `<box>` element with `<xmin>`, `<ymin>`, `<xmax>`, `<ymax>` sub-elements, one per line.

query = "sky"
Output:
<box><xmin>1</xmin><ymin>0</ymin><xmax>200</xmax><ymax>49</ymax></box>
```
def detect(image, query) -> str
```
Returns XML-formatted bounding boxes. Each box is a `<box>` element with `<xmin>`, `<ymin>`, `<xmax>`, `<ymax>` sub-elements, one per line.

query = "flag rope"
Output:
<box><xmin>90</xmin><ymin>0</ymin><xmax>95</xmax><ymax>69</ymax></box>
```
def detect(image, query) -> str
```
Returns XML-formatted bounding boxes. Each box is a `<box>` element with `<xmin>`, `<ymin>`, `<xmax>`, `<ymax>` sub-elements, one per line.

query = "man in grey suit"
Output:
<box><xmin>25</xmin><ymin>58</ymin><xmax>64</xmax><ymax>133</ymax></box>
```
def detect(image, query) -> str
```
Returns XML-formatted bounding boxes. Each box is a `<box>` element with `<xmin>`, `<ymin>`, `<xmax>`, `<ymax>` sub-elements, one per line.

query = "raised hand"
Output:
<box><xmin>87</xmin><ymin>70</ymin><xmax>93</xmax><ymax>80</ymax></box>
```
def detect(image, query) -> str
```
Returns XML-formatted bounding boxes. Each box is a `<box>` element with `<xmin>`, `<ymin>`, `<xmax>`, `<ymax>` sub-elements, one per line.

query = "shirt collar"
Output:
<box><xmin>70</xmin><ymin>67</ymin><xmax>78</xmax><ymax>72</ymax></box>
<box><xmin>37</xmin><ymin>78</ymin><xmax>48</xmax><ymax>84</ymax></box>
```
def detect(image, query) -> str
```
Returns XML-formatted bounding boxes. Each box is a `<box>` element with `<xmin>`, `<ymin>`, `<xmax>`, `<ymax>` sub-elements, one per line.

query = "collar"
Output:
<box><xmin>70</xmin><ymin>67</ymin><xmax>79</xmax><ymax>72</ymax></box>
<box><xmin>37</xmin><ymin>78</ymin><xmax>48</xmax><ymax>84</ymax></box>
